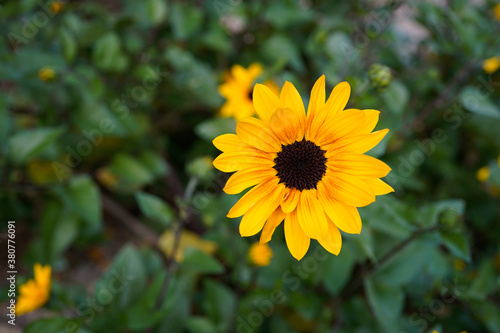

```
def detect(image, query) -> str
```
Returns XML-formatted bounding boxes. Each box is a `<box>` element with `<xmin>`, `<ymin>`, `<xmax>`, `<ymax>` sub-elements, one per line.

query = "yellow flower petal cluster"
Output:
<box><xmin>38</xmin><ymin>67</ymin><xmax>55</xmax><ymax>81</ymax></box>
<box><xmin>218</xmin><ymin>63</ymin><xmax>279</xmax><ymax>120</ymax></box>
<box><xmin>16</xmin><ymin>263</ymin><xmax>51</xmax><ymax>316</ymax></box>
<box><xmin>213</xmin><ymin>76</ymin><xmax>393</xmax><ymax>260</ymax></box>
<box><xmin>248</xmin><ymin>242</ymin><xmax>273</xmax><ymax>266</ymax></box>
<box><xmin>482</xmin><ymin>56</ymin><xmax>500</xmax><ymax>74</ymax></box>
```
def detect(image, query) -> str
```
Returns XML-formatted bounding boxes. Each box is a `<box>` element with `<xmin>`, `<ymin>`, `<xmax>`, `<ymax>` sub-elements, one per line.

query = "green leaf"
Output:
<box><xmin>109</xmin><ymin>153</ymin><xmax>155</xmax><ymax>190</ymax></box>
<box><xmin>417</xmin><ymin>199</ymin><xmax>465</xmax><ymax>228</ymax></box>
<box><xmin>380</xmin><ymin>80</ymin><xmax>409</xmax><ymax>115</ymax></box>
<box><xmin>365</xmin><ymin>278</ymin><xmax>404</xmax><ymax>325</ymax></box>
<box><xmin>25</xmin><ymin>317</ymin><xmax>83</xmax><ymax>333</ymax></box>
<box><xmin>459</xmin><ymin>86</ymin><xmax>500</xmax><ymax>119</ymax></box>
<box><xmin>60</xmin><ymin>29</ymin><xmax>77</xmax><ymax>62</ymax></box>
<box><xmin>7</xmin><ymin>126</ymin><xmax>65</xmax><ymax>164</ymax></box>
<box><xmin>146</xmin><ymin>0</ymin><xmax>168</xmax><ymax>25</ymax></box>
<box><xmin>68</xmin><ymin>175</ymin><xmax>102</xmax><ymax>230</ymax></box>
<box><xmin>0</xmin><ymin>93</ymin><xmax>9</xmax><ymax>143</ymax></box>
<box><xmin>466</xmin><ymin>260</ymin><xmax>497</xmax><ymax>300</ymax></box>
<box><xmin>195</xmin><ymin>117</ymin><xmax>236</xmax><ymax>141</ymax></box>
<box><xmin>203</xmin><ymin>280</ymin><xmax>237</xmax><ymax>331</ymax></box>
<box><xmin>184</xmin><ymin>317</ymin><xmax>217</xmax><ymax>333</ymax></box>
<box><xmin>92</xmin><ymin>32</ymin><xmax>128</xmax><ymax>72</ymax></box>
<box><xmin>137</xmin><ymin>150</ymin><xmax>169</xmax><ymax>178</ymax></box>
<box><xmin>170</xmin><ymin>3</ymin><xmax>202</xmax><ymax>39</ymax></box>
<box><xmin>135</xmin><ymin>191</ymin><xmax>174</xmax><ymax>227</ymax></box>
<box><xmin>181</xmin><ymin>248</ymin><xmax>224</xmax><ymax>274</ymax></box>
<box><xmin>323</xmin><ymin>243</ymin><xmax>355</xmax><ymax>294</ymax></box>
<box><xmin>440</xmin><ymin>230</ymin><xmax>471</xmax><ymax>262</ymax></box>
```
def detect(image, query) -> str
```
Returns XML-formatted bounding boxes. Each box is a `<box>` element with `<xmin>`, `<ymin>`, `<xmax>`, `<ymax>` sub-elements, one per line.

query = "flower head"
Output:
<box><xmin>477</xmin><ymin>166</ymin><xmax>491</xmax><ymax>182</ymax></box>
<box><xmin>482</xmin><ymin>56</ymin><xmax>500</xmax><ymax>74</ymax></box>
<box><xmin>213</xmin><ymin>76</ymin><xmax>393</xmax><ymax>260</ymax></box>
<box><xmin>248</xmin><ymin>242</ymin><xmax>273</xmax><ymax>266</ymax></box>
<box><xmin>218</xmin><ymin>63</ymin><xmax>278</xmax><ymax>120</ymax></box>
<box><xmin>16</xmin><ymin>263</ymin><xmax>51</xmax><ymax>316</ymax></box>
<box><xmin>38</xmin><ymin>67</ymin><xmax>55</xmax><ymax>81</ymax></box>
<box><xmin>49</xmin><ymin>1</ymin><xmax>63</xmax><ymax>14</ymax></box>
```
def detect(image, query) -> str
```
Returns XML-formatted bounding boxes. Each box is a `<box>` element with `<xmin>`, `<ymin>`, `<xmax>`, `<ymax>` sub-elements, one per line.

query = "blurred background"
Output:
<box><xmin>1</xmin><ymin>0</ymin><xmax>500</xmax><ymax>332</ymax></box>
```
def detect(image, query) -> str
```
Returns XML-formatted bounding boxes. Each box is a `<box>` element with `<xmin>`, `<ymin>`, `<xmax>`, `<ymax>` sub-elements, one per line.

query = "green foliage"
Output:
<box><xmin>1</xmin><ymin>0</ymin><xmax>500</xmax><ymax>332</ymax></box>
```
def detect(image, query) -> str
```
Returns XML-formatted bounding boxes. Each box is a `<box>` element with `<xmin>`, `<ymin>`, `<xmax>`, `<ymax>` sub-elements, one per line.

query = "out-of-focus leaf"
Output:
<box><xmin>381</xmin><ymin>80</ymin><xmax>409</xmax><ymax>115</ymax></box>
<box><xmin>203</xmin><ymin>280</ymin><xmax>237</xmax><ymax>331</ymax></box>
<box><xmin>171</xmin><ymin>3</ymin><xmax>202</xmax><ymax>39</ymax></box>
<box><xmin>138</xmin><ymin>150</ymin><xmax>169</xmax><ymax>178</ymax></box>
<box><xmin>323</xmin><ymin>243</ymin><xmax>355</xmax><ymax>294</ymax></box>
<box><xmin>92</xmin><ymin>32</ymin><xmax>128</xmax><ymax>72</ymax></box>
<box><xmin>146</xmin><ymin>0</ymin><xmax>168</xmax><ymax>25</ymax></box>
<box><xmin>440</xmin><ymin>230</ymin><xmax>471</xmax><ymax>262</ymax></box>
<box><xmin>459</xmin><ymin>86</ymin><xmax>500</xmax><ymax>119</ymax></box>
<box><xmin>417</xmin><ymin>199</ymin><xmax>465</xmax><ymax>228</ymax></box>
<box><xmin>68</xmin><ymin>175</ymin><xmax>102</xmax><ymax>230</ymax></box>
<box><xmin>136</xmin><ymin>191</ymin><xmax>174</xmax><ymax>227</ymax></box>
<box><xmin>184</xmin><ymin>317</ymin><xmax>217</xmax><ymax>333</ymax></box>
<box><xmin>466</xmin><ymin>260</ymin><xmax>497</xmax><ymax>300</ymax></box>
<box><xmin>60</xmin><ymin>29</ymin><xmax>77</xmax><ymax>63</ymax></box>
<box><xmin>182</xmin><ymin>248</ymin><xmax>224</xmax><ymax>274</ymax></box>
<box><xmin>195</xmin><ymin>117</ymin><xmax>236</xmax><ymax>141</ymax></box>
<box><xmin>108</xmin><ymin>153</ymin><xmax>155</xmax><ymax>190</ymax></box>
<box><xmin>7</xmin><ymin>126</ymin><xmax>65</xmax><ymax>164</ymax></box>
<box><xmin>25</xmin><ymin>317</ymin><xmax>83</xmax><ymax>333</ymax></box>
<box><xmin>262</xmin><ymin>34</ymin><xmax>305</xmax><ymax>73</ymax></box>
<box><xmin>365</xmin><ymin>278</ymin><xmax>404</xmax><ymax>325</ymax></box>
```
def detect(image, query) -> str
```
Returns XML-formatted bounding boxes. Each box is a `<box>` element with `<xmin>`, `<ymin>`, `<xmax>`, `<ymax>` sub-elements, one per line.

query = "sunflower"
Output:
<box><xmin>213</xmin><ymin>75</ymin><xmax>393</xmax><ymax>260</ymax></box>
<box><xmin>218</xmin><ymin>63</ymin><xmax>279</xmax><ymax>120</ymax></box>
<box><xmin>16</xmin><ymin>263</ymin><xmax>51</xmax><ymax>316</ymax></box>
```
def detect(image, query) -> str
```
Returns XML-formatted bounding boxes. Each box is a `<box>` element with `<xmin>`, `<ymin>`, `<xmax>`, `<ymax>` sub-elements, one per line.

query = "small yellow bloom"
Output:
<box><xmin>49</xmin><ymin>1</ymin><xmax>63</xmax><ymax>14</ymax></box>
<box><xmin>477</xmin><ymin>166</ymin><xmax>491</xmax><ymax>182</ymax></box>
<box><xmin>158</xmin><ymin>229</ymin><xmax>217</xmax><ymax>262</ymax></box>
<box><xmin>494</xmin><ymin>3</ymin><xmax>500</xmax><ymax>21</ymax></box>
<box><xmin>38</xmin><ymin>67</ymin><xmax>55</xmax><ymax>81</ymax></box>
<box><xmin>482</xmin><ymin>56</ymin><xmax>500</xmax><ymax>74</ymax></box>
<box><xmin>248</xmin><ymin>242</ymin><xmax>273</xmax><ymax>266</ymax></box>
<box><xmin>16</xmin><ymin>263</ymin><xmax>51</xmax><ymax>316</ymax></box>
<box><xmin>218</xmin><ymin>63</ymin><xmax>279</xmax><ymax>120</ymax></box>
<box><xmin>95</xmin><ymin>168</ymin><xmax>119</xmax><ymax>188</ymax></box>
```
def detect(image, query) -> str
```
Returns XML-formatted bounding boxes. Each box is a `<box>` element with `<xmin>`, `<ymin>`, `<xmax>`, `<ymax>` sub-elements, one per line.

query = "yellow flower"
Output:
<box><xmin>248</xmin><ymin>242</ymin><xmax>273</xmax><ymax>266</ymax></box>
<box><xmin>213</xmin><ymin>76</ymin><xmax>393</xmax><ymax>260</ymax></box>
<box><xmin>16</xmin><ymin>263</ymin><xmax>51</xmax><ymax>316</ymax></box>
<box><xmin>482</xmin><ymin>56</ymin><xmax>500</xmax><ymax>74</ymax></box>
<box><xmin>453</xmin><ymin>259</ymin><xmax>466</xmax><ymax>271</ymax></box>
<box><xmin>494</xmin><ymin>3</ymin><xmax>500</xmax><ymax>21</ymax></box>
<box><xmin>218</xmin><ymin>63</ymin><xmax>279</xmax><ymax>120</ymax></box>
<box><xmin>38</xmin><ymin>67</ymin><xmax>55</xmax><ymax>81</ymax></box>
<box><xmin>477</xmin><ymin>166</ymin><xmax>490</xmax><ymax>182</ymax></box>
<box><xmin>49</xmin><ymin>1</ymin><xmax>63</xmax><ymax>14</ymax></box>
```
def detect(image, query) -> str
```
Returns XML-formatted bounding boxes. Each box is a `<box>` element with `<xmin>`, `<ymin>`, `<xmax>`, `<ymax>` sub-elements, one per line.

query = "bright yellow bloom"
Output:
<box><xmin>16</xmin><ymin>263</ymin><xmax>51</xmax><ymax>316</ymax></box>
<box><xmin>218</xmin><ymin>63</ymin><xmax>279</xmax><ymax>120</ymax></box>
<box><xmin>248</xmin><ymin>242</ymin><xmax>273</xmax><ymax>266</ymax></box>
<box><xmin>477</xmin><ymin>166</ymin><xmax>490</xmax><ymax>182</ymax></box>
<box><xmin>38</xmin><ymin>67</ymin><xmax>55</xmax><ymax>81</ymax></box>
<box><xmin>49</xmin><ymin>1</ymin><xmax>63</xmax><ymax>14</ymax></box>
<box><xmin>494</xmin><ymin>3</ymin><xmax>500</xmax><ymax>21</ymax></box>
<box><xmin>482</xmin><ymin>56</ymin><xmax>500</xmax><ymax>74</ymax></box>
<box><xmin>213</xmin><ymin>76</ymin><xmax>393</xmax><ymax>260</ymax></box>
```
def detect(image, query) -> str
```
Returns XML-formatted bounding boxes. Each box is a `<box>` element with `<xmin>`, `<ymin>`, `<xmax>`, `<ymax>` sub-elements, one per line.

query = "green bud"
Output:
<box><xmin>368</xmin><ymin>63</ymin><xmax>393</xmax><ymax>91</ymax></box>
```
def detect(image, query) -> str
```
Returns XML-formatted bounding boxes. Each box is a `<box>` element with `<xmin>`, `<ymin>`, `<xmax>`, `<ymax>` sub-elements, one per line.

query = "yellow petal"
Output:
<box><xmin>260</xmin><ymin>207</ymin><xmax>285</xmax><ymax>244</ymax></box>
<box><xmin>240</xmin><ymin>184</ymin><xmax>286</xmax><ymax>236</ymax></box>
<box><xmin>306</xmin><ymin>75</ymin><xmax>326</xmax><ymax>122</ymax></box>
<box><xmin>317</xmin><ymin>184</ymin><xmax>362</xmax><ymax>234</ymax></box>
<box><xmin>309</xmin><ymin>81</ymin><xmax>351</xmax><ymax>141</ymax></box>
<box><xmin>318</xmin><ymin>217</ymin><xmax>342</xmax><ymax>255</ymax></box>
<box><xmin>327</xmin><ymin>154</ymin><xmax>391</xmax><ymax>179</ymax></box>
<box><xmin>325</xmin><ymin>129</ymin><xmax>389</xmax><ymax>155</ymax></box>
<box><xmin>236</xmin><ymin>117</ymin><xmax>281</xmax><ymax>152</ymax></box>
<box><xmin>213</xmin><ymin>134</ymin><xmax>246</xmax><ymax>152</ymax></box>
<box><xmin>281</xmin><ymin>188</ymin><xmax>300</xmax><ymax>213</ymax></box>
<box><xmin>269</xmin><ymin>107</ymin><xmax>302</xmax><ymax>145</ymax></box>
<box><xmin>223</xmin><ymin>167</ymin><xmax>277</xmax><ymax>194</ymax></box>
<box><xmin>279</xmin><ymin>81</ymin><xmax>306</xmax><ymax>140</ymax></box>
<box><xmin>321</xmin><ymin>175</ymin><xmax>375</xmax><ymax>207</ymax></box>
<box><xmin>357</xmin><ymin>109</ymin><xmax>380</xmax><ymax>134</ymax></box>
<box><xmin>364</xmin><ymin>178</ymin><xmax>394</xmax><ymax>195</ymax></box>
<box><xmin>296</xmin><ymin>190</ymin><xmax>328</xmax><ymax>239</ymax></box>
<box><xmin>284</xmin><ymin>209</ymin><xmax>310</xmax><ymax>260</ymax></box>
<box><xmin>315</xmin><ymin>109</ymin><xmax>366</xmax><ymax>146</ymax></box>
<box><xmin>253</xmin><ymin>83</ymin><xmax>280</xmax><ymax>123</ymax></box>
<box><xmin>213</xmin><ymin>149</ymin><xmax>273</xmax><ymax>172</ymax></box>
<box><xmin>228</xmin><ymin>178</ymin><xmax>279</xmax><ymax>218</ymax></box>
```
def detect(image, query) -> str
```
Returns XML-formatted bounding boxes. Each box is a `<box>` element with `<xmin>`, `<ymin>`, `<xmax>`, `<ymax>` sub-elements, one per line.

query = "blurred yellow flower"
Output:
<box><xmin>38</xmin><ymin>67</ymin><xmax>55</xmax><ymax>81</ymax></box>
<box><xmin>248</xmin><ymin>242</ymin><xmax>273</xmax><ymax>266</ymax></box>
<box><xmin>482</xmin><ymin>56</ymin><xmax>500</xmax><ymax>74</ymax></box>
<box><xmin>95</xmin><ymin>167</ymin><xmax>119</xmax><ymax>188</ymax></box>
<box><xmin>497</xmin><ymin>154</ymin><xmax>500</xmax><ymax>167</ymax></box>
<box><xmin>476</xmin><ymin>166</ymin><xmax>490</xmax><ymax>182</ymax></box>
<box><xmin>158</xmin><ymin>229</ymin><xmax>217</xmax><ymax>262</ymax></box>
<box><xmin>494</xmin><ymin>3</ymin><xmax>500</xmax><ymax>21</ymax></box>
<box><xmin>218</xmin><ymin>63</ymin><xmax>279</xmax><ymax>120</ymax></box>
<box><xmin>49</xmin><ymin>1</ymin><xmax>63</xmax><ymax>14</ymax></box>
<box><xmin>16</xmin><ymin>263</ymin><xmax>51</xmax><ymax>316</ymax></box>
<box><xmin>453</xmin><ymin>259</ymin><xmax>466</xmax><ymax>271</ymax></box>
